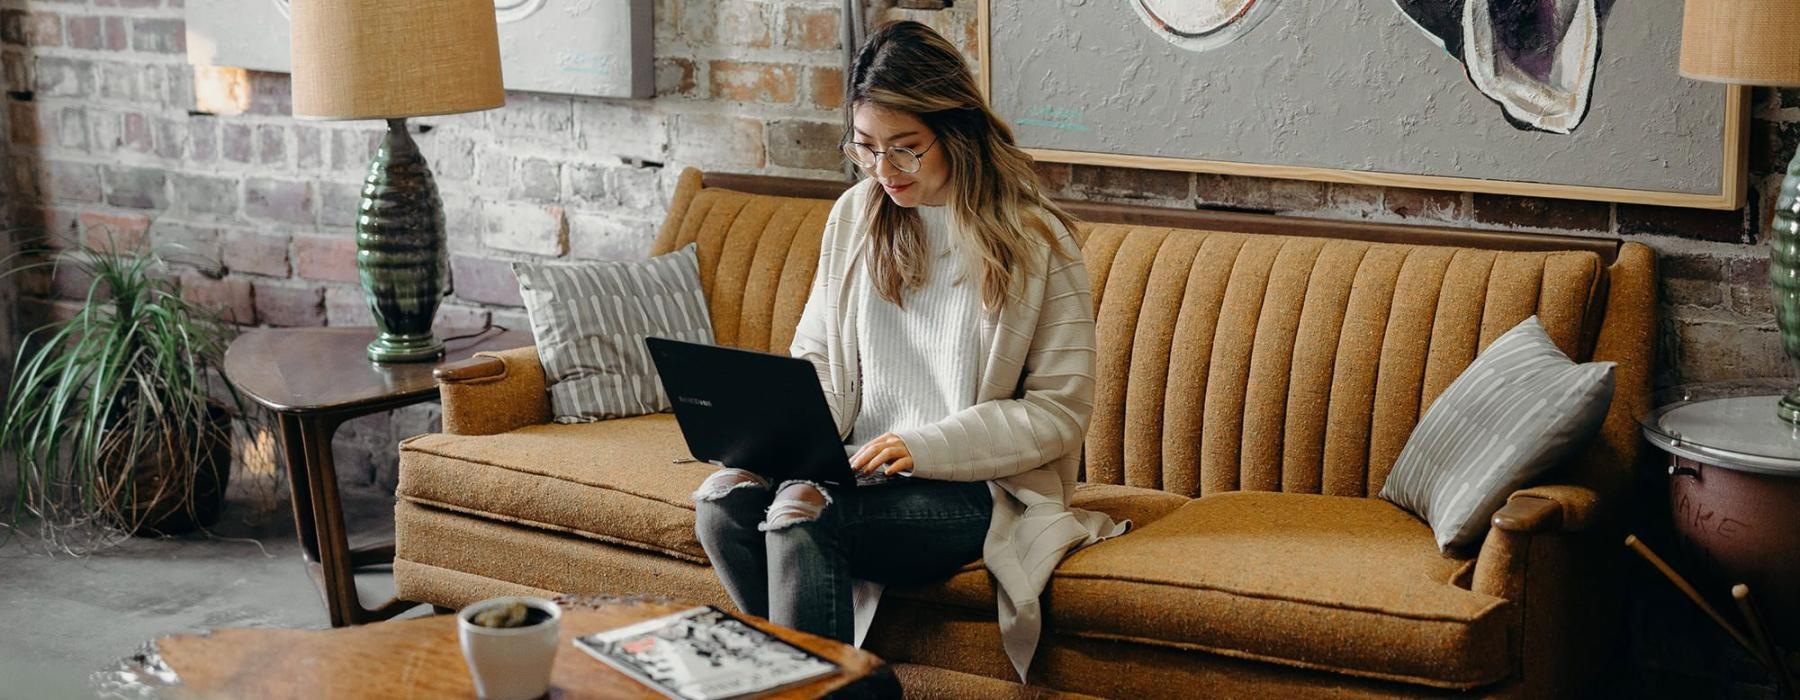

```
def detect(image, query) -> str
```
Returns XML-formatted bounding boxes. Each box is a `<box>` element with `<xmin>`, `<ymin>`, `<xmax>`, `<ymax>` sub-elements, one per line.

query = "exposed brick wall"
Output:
<box><xmin>0</xmin><ymin>0</ymin><xmax>1794</xmax><ymax>486</ymax></box>
<box><xmin>0</xmin><ymin>0</ymin><xmax>866</xmax><ymax>487</ymax></box>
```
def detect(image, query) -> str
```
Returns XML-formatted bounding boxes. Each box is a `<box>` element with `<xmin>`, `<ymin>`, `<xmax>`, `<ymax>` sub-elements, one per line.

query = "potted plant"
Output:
<box><xmin>2</xmin><ymin>238</ymin><xmax>244</xmax><ymax>544</ymax></box>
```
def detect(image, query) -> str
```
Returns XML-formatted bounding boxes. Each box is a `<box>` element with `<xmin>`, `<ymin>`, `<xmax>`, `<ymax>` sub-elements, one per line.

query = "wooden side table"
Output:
<box><xmin>223</xmin><ymin>326</ymin><xmax>531</xmax><ymax>627</ymax></box>
<box><xmin>1635</xmin><ymin>379</ymin><xmax>1800</xmax><ymax>695</ymax></box>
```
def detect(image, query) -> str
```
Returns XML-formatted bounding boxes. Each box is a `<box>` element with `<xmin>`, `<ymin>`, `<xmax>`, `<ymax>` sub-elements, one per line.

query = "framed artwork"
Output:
<box><xmin>186</xmin><ymin>0</ymin><xmax>653</xmax><ymax>99</ymax></box>
<box><xmin>979</xmin><ymin>0</ymin><xmax>1748</xmax><ymax>210</ymax></box>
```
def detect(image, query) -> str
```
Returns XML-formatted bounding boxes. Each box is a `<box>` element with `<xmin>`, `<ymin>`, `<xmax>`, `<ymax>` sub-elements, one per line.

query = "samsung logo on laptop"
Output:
<box><xmin>676</xmin><ymin>396</ymin><xmax>713</xmax><ymax>407</ymax></box>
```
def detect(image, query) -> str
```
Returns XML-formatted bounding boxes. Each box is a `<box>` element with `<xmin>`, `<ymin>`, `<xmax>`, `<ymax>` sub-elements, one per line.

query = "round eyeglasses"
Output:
<box><xmin>841</xmin><ymin>138</ymin><xmax>937</xmax><ymax>174</ymax></box>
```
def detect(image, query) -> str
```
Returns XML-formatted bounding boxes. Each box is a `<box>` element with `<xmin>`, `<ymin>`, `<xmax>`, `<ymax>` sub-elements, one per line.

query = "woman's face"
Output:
<box><xmin>851</xmin><ymin>103</ymin><xmax>951</xmax><ymax>208</ymax></box>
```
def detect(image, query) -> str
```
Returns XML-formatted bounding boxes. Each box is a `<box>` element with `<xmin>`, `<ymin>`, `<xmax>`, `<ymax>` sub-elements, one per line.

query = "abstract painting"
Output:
<box><xmin>1393</xmin><ymin>0</ymin><xmax>1604</xmax><ymax>133</ymax></box>
<box><xmin>187</xmin><ymin>0</ymin><xmax>653</xmax><ymax>99</ymax></box>
<box><xmin>982</xmin><ymin>0</ymin><xmax>1745</xmax><ymax>209</ymax></box>
<box><xmin>1131</xmin><ymin>0</ymin><xmax>1280</xmax><ymax>52</ymax></box>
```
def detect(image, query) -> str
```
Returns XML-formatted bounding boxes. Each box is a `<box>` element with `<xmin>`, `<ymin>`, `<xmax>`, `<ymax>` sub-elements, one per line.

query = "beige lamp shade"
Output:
<box><xmin>1680</xmin><ymin>0</ymin><xmax>1800</xmax><ymax>86</ymax></box>
<box><xmin>290</xmin><ymin>0</ymin><xmax>505</xmax><ymax>120</ymax></box>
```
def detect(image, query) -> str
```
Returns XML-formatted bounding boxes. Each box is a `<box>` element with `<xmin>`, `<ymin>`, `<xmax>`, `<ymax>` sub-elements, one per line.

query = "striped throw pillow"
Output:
<box><xmin>513</xmin><ymin>243</ymin><xmax>714</xmax><ymax>422</ymax></box>
<box><xmin>1379</xmin><ymin>316</ymin><xmax>1614</xmax><ymax>551</ymax></box>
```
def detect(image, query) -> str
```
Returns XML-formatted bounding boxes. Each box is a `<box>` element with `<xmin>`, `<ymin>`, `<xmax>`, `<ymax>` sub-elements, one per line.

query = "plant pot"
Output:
<box><xmin>114</xmin><ymin>403</ymin><xmax>234</xmax><ymax>536</ymax></box>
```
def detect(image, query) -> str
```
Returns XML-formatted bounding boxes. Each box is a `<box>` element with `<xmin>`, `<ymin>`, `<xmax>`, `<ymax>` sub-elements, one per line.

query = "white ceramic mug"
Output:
<box><xmin>458</xmin><ymin>596</ymin><xmax>563</xmax><ymax>700</ymax></box>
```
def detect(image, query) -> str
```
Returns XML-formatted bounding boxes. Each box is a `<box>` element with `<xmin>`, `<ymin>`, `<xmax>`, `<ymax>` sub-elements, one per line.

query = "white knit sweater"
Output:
<box><xmin>792</xmin><ymin>178</ymin><xmax>1125</xmax><ymax>681</ymax></box>
<box><xmin>850</xmin><ymin>202</ymin><xmax>986</xmax><ymax>466</ymax></box>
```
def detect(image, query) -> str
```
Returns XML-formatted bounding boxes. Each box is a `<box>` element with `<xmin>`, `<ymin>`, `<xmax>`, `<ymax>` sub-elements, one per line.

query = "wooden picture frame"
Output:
<box><xmin>188</xmin><ymin>0</ymin><xmax>654</xmax><ymax>99</ymax></box>
<box><xmin>977</xmin><ymin>1</ymin><xmax>1750</xmax><ymax>211</ymax></box>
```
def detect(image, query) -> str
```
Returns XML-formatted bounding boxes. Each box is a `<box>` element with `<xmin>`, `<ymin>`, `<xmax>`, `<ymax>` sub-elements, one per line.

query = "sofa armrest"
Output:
<box><xmin>437</xmin><ymin>356</ymin><xmax>507</xmax><ymax>382</ymax></box>
<box><xmin>435</xmin><ymin>346</ymin><xmax>552</xmax><ymax>436</ymax></box>
<box><xmin>1472</xmin><ymin>483</ymin><xmax>1602</xmax><ymax>600</ymax></box>
<box><xmin>1492</xmin><ymin>484</ymin><xmax>1601</xmax><ymax>534</ymax></box>
<box><xmin>1491</xmin><ymin>497</ymin><xmax>1561</xmax><ymax>534</ymax></box>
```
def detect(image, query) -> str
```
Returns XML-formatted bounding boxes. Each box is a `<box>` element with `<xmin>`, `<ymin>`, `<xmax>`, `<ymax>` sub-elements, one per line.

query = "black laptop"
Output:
<box><xmin>644</xmin><ymin>336</ymin><xmax>857</xmax><ymax>488</ymax></box>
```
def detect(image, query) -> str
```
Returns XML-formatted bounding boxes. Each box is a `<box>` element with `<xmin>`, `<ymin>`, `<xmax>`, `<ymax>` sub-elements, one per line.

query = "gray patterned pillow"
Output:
<box><xmin>1379</xmin><ymin>316</ymin><xmax>1614</xmax><ymax>551</ymax></box>
<box><xmin>513</xmin><ymin>243</ymin><xmax>713</xmax><ymax>422</ymax></box>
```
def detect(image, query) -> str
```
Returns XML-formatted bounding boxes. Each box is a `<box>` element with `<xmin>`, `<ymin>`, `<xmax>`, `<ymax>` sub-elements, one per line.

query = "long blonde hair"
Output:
<box><xmin>847</xmin><ymin>20</ymin><xmax>1079</xmax><ymax>310</ymax></box>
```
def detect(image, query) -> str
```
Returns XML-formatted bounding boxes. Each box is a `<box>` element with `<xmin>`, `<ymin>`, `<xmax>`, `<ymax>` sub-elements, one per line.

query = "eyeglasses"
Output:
<box><xmin>841</xmin><ymin>138</ymin><xmax>937</xmax><ymax>174</ymax></box>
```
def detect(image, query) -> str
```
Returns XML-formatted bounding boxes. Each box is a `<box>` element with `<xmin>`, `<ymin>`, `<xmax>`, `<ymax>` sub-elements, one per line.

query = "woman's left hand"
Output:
<box><xmin>851</xmin><ymin>433</ymin><xmax>914</xmax><ymax>477</ymax></box>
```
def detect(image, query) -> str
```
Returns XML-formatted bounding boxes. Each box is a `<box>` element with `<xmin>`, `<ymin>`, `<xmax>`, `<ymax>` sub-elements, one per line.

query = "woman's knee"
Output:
<box><xmin>760</xmin><ymin>481</ymin><xmax>832</xmax><ymax>532</ymax></box>
<box><xmin>692</xmin><ymin>468</ymin><xmax>769</xmax><ymax>503</ymax></box>
<box><xmin>693</xmin><ymin>469</ymin><xmax>770</xmax><ymax>538</ymax></box>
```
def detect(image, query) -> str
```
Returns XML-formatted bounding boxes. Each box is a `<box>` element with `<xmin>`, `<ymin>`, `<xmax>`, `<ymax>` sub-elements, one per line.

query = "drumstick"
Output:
<box><xmin>1732</xmin><ymin>584</ymin><xmax>1796</xmax><ymax>695</ymax></box>
<box><xmin>1623</xmin><ymin>535</ymin><xmax>1769</xmax><ymax>667</ymax></box>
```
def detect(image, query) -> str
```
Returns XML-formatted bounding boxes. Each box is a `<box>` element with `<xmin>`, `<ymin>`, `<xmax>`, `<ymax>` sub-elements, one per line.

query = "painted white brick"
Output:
<box><xmin>608</xmin><ymin>165</ymin><xmax>664</xmax><ymax>211</ymax></box>
<box><xmin>673</xmin><ymin>113</ymin><xmax>765</xmax><ymax>169</ymax></box>
<box><xmin>482</xmin><ymin>201</ymin><xmax>569</xmax><ymax>257</ymax></box>
<box><xmin>569</xmin><ymin>211</ymin><xmax>658</xmax><ymax>260</ymax></box>
<box><xmin>443</xmin><ymin>197</ymin><xmax>483</xmax><ymax>250</ymax></box>
<box><xmin>574</xmin><ymin>102</ymin><xmax>671</xmax><ymax>162</ymax></box>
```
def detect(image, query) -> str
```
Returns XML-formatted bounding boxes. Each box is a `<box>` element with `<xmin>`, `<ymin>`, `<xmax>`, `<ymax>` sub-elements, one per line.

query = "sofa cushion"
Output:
<box><xmin>1066</xmin><ymin>481</ymin><xmax>1192</xmax><ymax>528</ymax></box>
<box><xmin>400</xmin><ymin>417</ymin><xmax>1195</xmax><ymax>575</ymax></box>
<box><xmin>398</xmin><ymin>414</ymin><xmax>714</xmax><ymax>563</ymax></box>
<box><xmin>890</xmin><ymin>483</ymin><xmax>1190</xmax><ymax>612</ymax></box>
<box><xmin>891</xmin><ymin>663</ymin><xmax>1108</xmax><ymax>699</ymax></box>
<box><xmin>1049</xmin><ymin>491</ymin><xmax>1512</xmax><ymax>689</ymax></box>
<box><xmin>393</xmin><ymin>500</ymin><xmax>732</xmax><ymax>609</ymax></box>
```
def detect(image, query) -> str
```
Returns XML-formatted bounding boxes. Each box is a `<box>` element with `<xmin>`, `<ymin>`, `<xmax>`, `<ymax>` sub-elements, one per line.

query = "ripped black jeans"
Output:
<box><xmin>691</xmin><ymin>469</ymin><xmax>992</xmax><ymax>644</ymax></box>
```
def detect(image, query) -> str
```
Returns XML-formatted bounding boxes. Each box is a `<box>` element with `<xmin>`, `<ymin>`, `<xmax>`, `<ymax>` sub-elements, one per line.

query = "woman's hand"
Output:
<box><xmin>851</xmin><ymin>433</ymin><xmax>914</xmax><ymax>477</ymax></box>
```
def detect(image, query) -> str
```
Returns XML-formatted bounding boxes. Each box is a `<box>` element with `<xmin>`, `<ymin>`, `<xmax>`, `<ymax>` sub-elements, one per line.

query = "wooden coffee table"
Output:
<box><xmin>116</xmin><ymin>597</ymin><xmax>900</xmax><ymax>698</ymax></box>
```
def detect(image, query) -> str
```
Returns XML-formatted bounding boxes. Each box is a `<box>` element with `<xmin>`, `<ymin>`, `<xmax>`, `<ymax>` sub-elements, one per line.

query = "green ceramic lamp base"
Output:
<box><xmin>356</xmin><ymin>117</ymin><xmax>450</xmax><ymax>365</ymax></box>
<box><xmin>1772</xmin><ymin>145</ymin><xmax>1800</xmax><ymax>423</ymax></box>
<box><xmin>1780</xmin><ymin>391</ymin><xmax>1800</xmax><ymax>425</ymax></box>
<box><xmin>366</xmin><ymin>333</ymin><xmax>445</xmax><ymax>364</ymax></box>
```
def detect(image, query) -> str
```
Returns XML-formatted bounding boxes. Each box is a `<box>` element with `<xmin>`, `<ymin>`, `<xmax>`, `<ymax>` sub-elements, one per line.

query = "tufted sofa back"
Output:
<box><xmin>649</xmin><ymin>177</ymin><xmax>834</xmax><ymax>356</ymax></box>
<box><xmin>1079</xmin><ymin>226</ymin><xmax>1615</xmax><ymax>498</ymax></box>
<box><xmin>652</xmin><ymin>169</ymin><xmax>1654</xmax><ymax>503</ymax></box>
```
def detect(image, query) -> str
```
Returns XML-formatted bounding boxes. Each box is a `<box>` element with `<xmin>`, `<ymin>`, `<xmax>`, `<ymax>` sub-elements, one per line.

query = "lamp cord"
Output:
<box><xmin>440</xmin><ymin>320</ymin><xmax>508</xmax><ymax>343</ymax></box>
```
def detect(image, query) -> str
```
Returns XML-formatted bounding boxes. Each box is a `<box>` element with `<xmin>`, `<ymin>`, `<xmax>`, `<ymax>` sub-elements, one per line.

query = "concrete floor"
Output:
<box><xmin>0</xmin><ymin>486</ymin><xmax>423</xmax><ymax>699</ymax></box>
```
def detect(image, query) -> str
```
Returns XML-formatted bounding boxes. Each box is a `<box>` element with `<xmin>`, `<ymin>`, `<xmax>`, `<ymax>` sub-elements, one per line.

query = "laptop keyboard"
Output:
<box><xmin>854</xmin><ymin>472</ymin><xmax>902</xmax><ymax>487</ymax></box>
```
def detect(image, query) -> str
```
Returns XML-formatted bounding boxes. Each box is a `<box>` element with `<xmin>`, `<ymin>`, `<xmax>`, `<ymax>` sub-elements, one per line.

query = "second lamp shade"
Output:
<box><xmin>290</xmin><ymin>0</ymin><xmax>506</xmax><ymax>120</ymax></box>
<box><xmin>1679</xmin><ymin>0</ymin><xmax>1800</xmax><ymax>87</ymax></box>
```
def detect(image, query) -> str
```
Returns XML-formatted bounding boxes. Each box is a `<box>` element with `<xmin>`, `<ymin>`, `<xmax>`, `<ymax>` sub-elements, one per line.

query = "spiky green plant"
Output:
<box><xmin>1</xmin><ymin>237</ymin><xmax>244</xmax><ymax>549</ymax></box>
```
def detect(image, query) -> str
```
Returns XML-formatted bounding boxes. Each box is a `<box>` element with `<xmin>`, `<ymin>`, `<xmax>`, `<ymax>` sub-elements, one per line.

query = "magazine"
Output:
<box><xmin>573</xmin><ymin>605</ymin><xmax>840</xmax><ymax>700</ymax></box>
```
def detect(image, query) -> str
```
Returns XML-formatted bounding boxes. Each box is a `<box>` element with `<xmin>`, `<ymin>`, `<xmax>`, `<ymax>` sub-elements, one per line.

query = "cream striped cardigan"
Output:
<box><xmin>790</xmin><ymin>178</ymin><xmax>1126</xmax><ymax>680</ymax></box>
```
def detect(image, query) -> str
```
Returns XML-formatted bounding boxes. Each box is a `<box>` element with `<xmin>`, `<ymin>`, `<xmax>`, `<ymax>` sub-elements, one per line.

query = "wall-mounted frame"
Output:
<box><xmin>978</xmin><ymin>0</ymin><xmax>1748</xmax><ymax>210</ymax></box>
<box><xmin>187</xmin><ymin>0</ymin><xmax>654</xmax><ymax>99</ymax></box>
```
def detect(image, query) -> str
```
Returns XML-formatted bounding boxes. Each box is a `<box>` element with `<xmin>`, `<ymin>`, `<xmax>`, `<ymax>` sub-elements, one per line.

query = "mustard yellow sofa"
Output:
<box><xmin>394</xmin><ymin>168</ymin><xmax>1655</xmax><ymax>698</ymax></box>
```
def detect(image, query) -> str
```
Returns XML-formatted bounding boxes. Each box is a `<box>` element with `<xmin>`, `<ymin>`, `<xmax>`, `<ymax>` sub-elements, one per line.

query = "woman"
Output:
<box><xmin>691</xmin><ymin>20</ymin><xmax>1125</xmax><ymax>680</ymax></box>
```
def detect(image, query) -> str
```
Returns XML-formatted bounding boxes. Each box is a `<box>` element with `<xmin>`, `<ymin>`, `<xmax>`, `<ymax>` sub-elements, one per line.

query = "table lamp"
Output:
<box><xmin>289</xmin><ymin>0</ymin><xmax>505</xmax><ymax>362</ymax></box>
<box><xmin>1680</xmin><ymin>0</ymin><xmax>1800</xmax><ymax>421</ymax></box>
